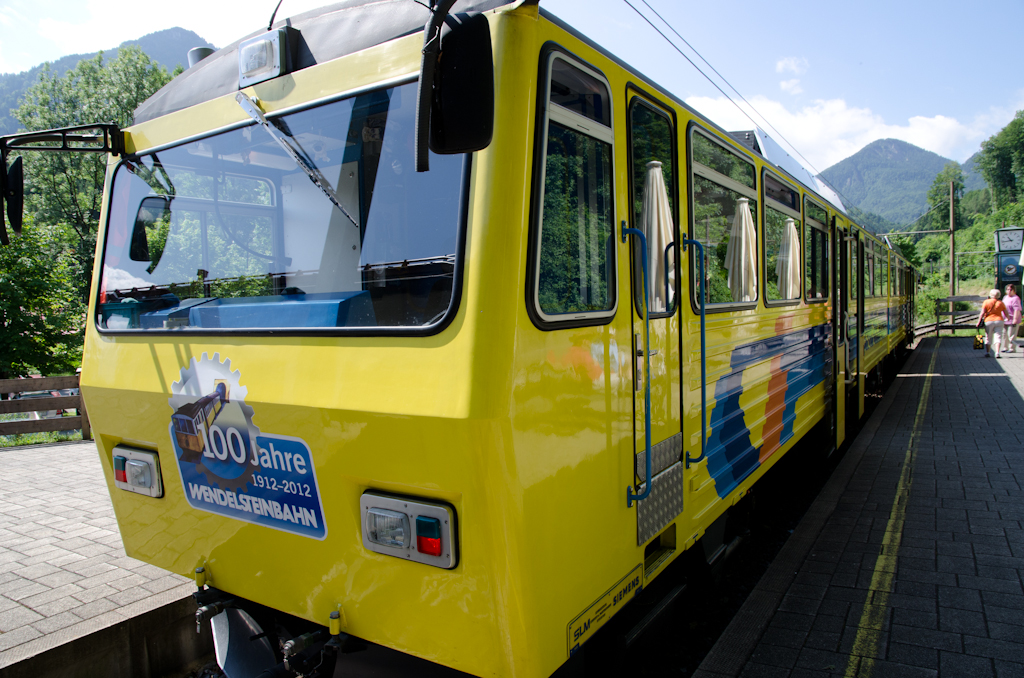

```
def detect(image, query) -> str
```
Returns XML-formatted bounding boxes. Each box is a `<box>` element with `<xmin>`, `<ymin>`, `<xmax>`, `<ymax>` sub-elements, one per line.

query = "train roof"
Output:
<box><xmin>133</xmin><ymin>0</ymin><xmax>513</xmax><ymax>124</ymax></box>
<box><xmin>731</xmin><ymin>129</ymin><xmax>846</xmax><ymax>214</ymax></box>
<box><xmin>133</xmin><ymin>0</ymin><xmax>882</xmax><ymax>251</ymax></box>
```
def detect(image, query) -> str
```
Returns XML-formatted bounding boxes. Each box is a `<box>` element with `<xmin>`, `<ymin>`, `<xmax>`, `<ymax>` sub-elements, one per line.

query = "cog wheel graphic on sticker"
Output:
<box><xmin>169</xmin><ymin>352</ymin><xmax>261</xmax><ymax>492</ymax></box>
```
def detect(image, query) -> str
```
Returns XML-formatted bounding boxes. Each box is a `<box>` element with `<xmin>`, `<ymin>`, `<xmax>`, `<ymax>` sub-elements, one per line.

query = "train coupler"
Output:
<box><xmin>195</xmin><ymin>598</ymin><xmax>236</xmax><ymax>634</ymax></box>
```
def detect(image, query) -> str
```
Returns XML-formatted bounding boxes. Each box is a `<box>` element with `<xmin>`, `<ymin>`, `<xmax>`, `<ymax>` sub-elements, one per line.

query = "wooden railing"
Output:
<box><xmin>0</xmin><ymin>375</ymin><xmax>91</xmax><ymax>439</ymax></box>
<box><xmin>934</xmin><ymin>296</ymin><xmax>985</xmax><ymax>336</ymax></box>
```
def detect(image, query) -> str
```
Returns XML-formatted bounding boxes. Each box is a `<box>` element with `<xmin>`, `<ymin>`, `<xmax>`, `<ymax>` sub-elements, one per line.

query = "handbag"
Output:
<box><xmin>977</xmin><ymin>317</ymin><xmax>985</xmax><ymax>329</ymax></box>
<box><xmin>974</xmin><ymin>333</ymin><xmax>985</xmax><ymax>350</ymax></box>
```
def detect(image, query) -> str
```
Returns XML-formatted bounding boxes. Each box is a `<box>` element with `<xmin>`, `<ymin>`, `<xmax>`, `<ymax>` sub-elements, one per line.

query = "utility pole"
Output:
<box><xmin>949</xmin><ymin>181</ymin><xmax>956</xmax><ymax>313</ymax></box>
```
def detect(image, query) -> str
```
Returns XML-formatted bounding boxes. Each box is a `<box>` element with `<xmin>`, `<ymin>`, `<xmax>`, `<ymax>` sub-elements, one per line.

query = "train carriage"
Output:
<box><xmin>0</xmin><ymin>2</ymin><xmax>916</xmax><ymax>676</ymax></box>
<box><xmin>171</xmin><ymin>384</ymin><xmax>227</xmax><ymax>458</ymax></box>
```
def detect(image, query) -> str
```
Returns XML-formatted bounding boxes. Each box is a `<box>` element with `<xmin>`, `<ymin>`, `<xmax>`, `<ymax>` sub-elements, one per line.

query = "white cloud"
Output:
<box><xmin>0</xmin><ymin>0</ymin><xmax>343</xmax><ymax>72</ymax></box>
<box><xmin>779</xmin><ymin>79</ymin><xmax>803</xmax><ymax>95</ymax></box>
<box><xmin>775</xmin><ymin>57</ymin><xmax>808</xmax><ymax>76</ymax></box>
<box><xmin>684</xmin><ymin>93</ymin><xmax>1023</xmax><ymax>172</ymax></box>
<box><xmin>33</xmin><ymin>0</ymin><xmax>376</xmax><ymax>55</ymax></box>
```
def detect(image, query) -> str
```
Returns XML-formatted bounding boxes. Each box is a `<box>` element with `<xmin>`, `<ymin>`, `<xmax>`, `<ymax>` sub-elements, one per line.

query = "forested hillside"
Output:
<box><xmin>899</xmin><ymin>111</ymin><xmax>1024</xmax><ymax>325</ymax></box>
<box><xmin>961</xmin><ymin>152</ymin><xmax>987</xmax><ymax>192</ymax></box>
<box><xmin>819</xmin><ymin>139</ymin><xmax>958</xmax><ymax>226</ymax></box>
<box><xmin>1</xmin><ymin>46</ymin><xmax>180</xmax><ymax>381</ymax></box>
<box><xmin>0</xmin><ymin>28</ymin><xmax>212</xmax><ymax>135</ymax></box>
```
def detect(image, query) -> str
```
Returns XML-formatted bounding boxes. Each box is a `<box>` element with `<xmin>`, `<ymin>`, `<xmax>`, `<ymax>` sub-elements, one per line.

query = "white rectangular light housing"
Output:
<box><xmin>238</xmin><ymin>29</ymin><xmax>287</xmax><ymax>88</ymax></box>
<box><xmin>361</xmin><ymin>492</ymin><xmax>457</xmax><ymax>569</ymax></box>
<box><xmin>112</xmin><ymin>445</ymin><xmax>163</xmax><ymax>498</ymax></box>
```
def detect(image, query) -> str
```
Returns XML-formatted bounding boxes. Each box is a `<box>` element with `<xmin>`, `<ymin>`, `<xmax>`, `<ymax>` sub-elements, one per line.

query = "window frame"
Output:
<box><xmin>687</xmin><ymin>123</ymin><xmax>759</xmax><ymax>313</ymax></box>
<box><xmin>882</xmin><ymin>250</ymin><xmax>890</xmax><ymax>298</ymax></box>
<box><xmin>761</xmin><ymin>169</ymin><xmax>802</xmax><ymax>308</ymax></box>
<box><xmin>871</xmin><ymin>241</ymin><xmax>880</xmax><ymax>297</ymax></box>
<box><xmin>803</xmin><ymin>197</ymin><xmax>830</xmax><ymax>304</ymax></box>
<box><xmin>526</xmin><ymin>47</ymin><xmax>618</xmax><ymax>330</ymax></box>
<box><xmin>626</xmin><ymin>87</ymin><xmax>678</xmax><ymax>320</ymax></box>
<box><xmin>93</xmin><ymin>75</ymin><xmax>471</xmax><ymax>338</ymax></box>
<box><xmin>866</xmin><ymin>241</ymin><xmax>874</xmax><ymax>298</ymax></box>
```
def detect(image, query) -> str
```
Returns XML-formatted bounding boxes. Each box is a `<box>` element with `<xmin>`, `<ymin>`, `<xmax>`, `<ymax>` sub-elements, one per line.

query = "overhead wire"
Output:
<box><xmin>622</xmin><ymin>0</ymin><xmax>858</xmax><ymax>215</ymax></box>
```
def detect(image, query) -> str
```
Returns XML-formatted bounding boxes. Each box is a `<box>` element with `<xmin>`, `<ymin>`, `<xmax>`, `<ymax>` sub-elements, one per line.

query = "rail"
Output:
<box><xmin>0</xmin><ymin>375</ymin><xmax>91</xmax><ymax>439</ymax></box>
<box><xmin>929</xmin><ymin>296</ymin><xmax>986</xmax><ymax>337</ymax></box>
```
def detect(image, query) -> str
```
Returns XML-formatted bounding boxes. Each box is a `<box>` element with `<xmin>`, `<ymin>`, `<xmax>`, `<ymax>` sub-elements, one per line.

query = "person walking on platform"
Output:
<box><xmin>980</xmin><ymin>288</ymin><xmax>1007</xmax><ymax>358</ymax></box>
<box><xmin>1004</xmin><ymin>284</ymin><xmax>1021</xmax><ymax>352</ymax></box>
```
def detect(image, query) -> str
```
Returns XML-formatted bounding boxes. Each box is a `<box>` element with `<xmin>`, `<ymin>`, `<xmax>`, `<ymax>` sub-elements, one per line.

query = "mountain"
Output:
<box><xmin>819</xmin><ymin>138</ymin><xmax>990</xmax><ymax>230</ymax></box>
<box><xmin>819</xmin><ymin>139</ymin><xmax>950</xmax><ymax>226</ymax></box>
<box><xmin>845</xmin><ymin>205</ymin><xmax>899</xmax><ymax>234</ymax></box>
<box><xmin>0</xmin><ymin>28</ymin><xmax>213</xmax><ymax>136</ymax></box>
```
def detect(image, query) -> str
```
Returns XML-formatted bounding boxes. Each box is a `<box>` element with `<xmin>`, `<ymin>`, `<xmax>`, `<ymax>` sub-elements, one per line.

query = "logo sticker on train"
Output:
<box><xmin>168</xmin><ymin>353</ymin><xmax>326</xmax><ymax>539</ymax></box>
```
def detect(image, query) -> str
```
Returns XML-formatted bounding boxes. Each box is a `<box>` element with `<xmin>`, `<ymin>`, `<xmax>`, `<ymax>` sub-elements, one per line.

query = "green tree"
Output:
<box><xmin>11</xmin><ymin>46</ymin><xmax>177</xmax><ymax>295</ymax></box>
<box><xmin>0</xmin><ymin>218</ymin><xmax>84</xmax><ymax>380</ymax></box>
<box><xmin>962</xmin><ymin>188</ymin><xmax>992</xmax><ymax>221</ymax></box>
<box><xmin>889</xmin><ymin>234</ymin><xmax>921</xmax><ymax>269</ymax></box>
<box><xmin>926</xmin><ymin>162</ymin><xmax>965</xmax><ymax>232</ymax></box>
<box><xmin>977</xmin><ymin>111</ymin><xmax>1024</xmax><ymax>209</ymax></box>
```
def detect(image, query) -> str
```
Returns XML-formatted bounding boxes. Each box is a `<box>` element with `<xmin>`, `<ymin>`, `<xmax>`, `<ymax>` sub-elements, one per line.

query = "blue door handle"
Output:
<box><xmin>682</xmin><ymin>239</ymin><xmax>707</xmax><ymax>468</ymax></box>
<box><xmin>623</xmin><ymin>221</ymin><xmax>652</xmax><ymax>507</ymax></box>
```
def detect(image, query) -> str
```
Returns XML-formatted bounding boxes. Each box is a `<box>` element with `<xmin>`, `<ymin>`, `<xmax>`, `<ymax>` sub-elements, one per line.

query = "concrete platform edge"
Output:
<box><xmin>692</xmin><ymin>346</ymin><xmax>925</xmax><ymax>678</ymax></box>
<box><xmin>0</xmin><ymin>594</ymin><xmax>213</xmax><ymax>678</ymax></box>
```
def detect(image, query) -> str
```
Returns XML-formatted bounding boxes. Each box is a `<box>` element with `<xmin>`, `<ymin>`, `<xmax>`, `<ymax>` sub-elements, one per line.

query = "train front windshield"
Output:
<box><xmin>98</xmin><ymin>82</ymin><xmax>466</xmax><ymax>332</ymax></box>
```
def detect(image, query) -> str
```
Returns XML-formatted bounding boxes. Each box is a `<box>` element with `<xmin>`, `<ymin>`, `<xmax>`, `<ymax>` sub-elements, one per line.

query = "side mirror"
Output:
<box><xmin>429</xmin><ymin>12</ymin><xmax>494</xmax><ymax>155</ymax></box>
<box><xmin>0</xmin><ymin>154</ymin><xmax>21</xmax><ymax>246</ymax></box>
<box><xmin>415</xmin><ymin>6</ymin><xmax>494</xmax><ymax>172</ymax></box>
<box><xmin>131</xmin><ymin>196</ymin><xmax>172</xmax><ymax>273</ymax></box>
<box><xmin>6</xmin><ymin>156</ymin><xmax>23</xmax><ymax>236</ymax></box>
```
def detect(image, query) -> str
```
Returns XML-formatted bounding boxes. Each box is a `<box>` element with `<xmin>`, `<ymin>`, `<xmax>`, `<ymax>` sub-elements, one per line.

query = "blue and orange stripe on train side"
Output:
<box><xmin>705</xmin><ymin>320</ymin><xmax>832</xmax><ymax>499</ymax></box>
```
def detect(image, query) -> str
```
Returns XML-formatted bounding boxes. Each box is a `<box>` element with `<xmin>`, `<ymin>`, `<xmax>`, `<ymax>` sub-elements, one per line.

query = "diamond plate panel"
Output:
<box><xmin>637</xmin><ymin>461</ymin><xmax>685</xmax><ymax>545</ymax></box>
<box><xmin>635</xmin><ymin>433</ymin><xmax>683</xmax><ymax>483</ymax></box>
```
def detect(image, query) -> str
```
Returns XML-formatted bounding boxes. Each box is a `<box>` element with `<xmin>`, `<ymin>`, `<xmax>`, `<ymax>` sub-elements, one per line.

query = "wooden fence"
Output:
<box><xmin>0</xmin><ymin>375</ymin><xmax>91</xmax><ymax>439</ymax></box>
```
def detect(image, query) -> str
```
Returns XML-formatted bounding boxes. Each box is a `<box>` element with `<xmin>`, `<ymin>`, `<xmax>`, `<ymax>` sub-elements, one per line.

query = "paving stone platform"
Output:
<box><xmin>695</xmin><ymin>336</ymin><xmax>1024</xmax><ymax>678</ymax></box>
<box><xmin>0</xmin><ymin>440</ymin><xmax>193</xmax><ymax>671</ymax></box>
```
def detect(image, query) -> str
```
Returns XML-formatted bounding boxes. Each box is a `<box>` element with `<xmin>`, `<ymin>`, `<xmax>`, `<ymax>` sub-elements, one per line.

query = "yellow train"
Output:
<box><xmin>0</xmin><ymin>1</ymin><xmax>915</xmax><ymax>676</ymax></box>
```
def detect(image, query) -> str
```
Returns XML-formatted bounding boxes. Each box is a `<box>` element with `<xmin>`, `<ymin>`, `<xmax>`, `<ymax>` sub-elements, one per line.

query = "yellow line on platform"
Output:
<box><xmin>843</xmin><ymin>340</ymin><xmax>940</xmax><ymax>678</ymax></box>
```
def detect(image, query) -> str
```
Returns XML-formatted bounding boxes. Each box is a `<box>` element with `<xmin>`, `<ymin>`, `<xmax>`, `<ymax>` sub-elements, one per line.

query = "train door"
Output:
<box><xmin>833</xmin><ymin>217</ymin><xmax>847</xmax><ymax>447</ymax></box>
<box><xmin>625</xmin><ymin>91</ymin><xmax>683</xmax><ymax>553</ymax></box>
<box><xmin>857</xmin><ymin>236</ymin><xmax>866</xmax><ymax>418</ymax></box>
<box><xmin>847</xmin><ymin>229</ymin><xmax>861</xmax><ymax>424</ymax></box>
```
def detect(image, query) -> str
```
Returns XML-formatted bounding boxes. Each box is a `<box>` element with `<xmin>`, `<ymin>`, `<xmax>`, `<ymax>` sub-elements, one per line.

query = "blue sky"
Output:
<box><xmin>1</xmin><ymin>0</ymin><xmax>1020</xmax><ymax>170</ymax></box>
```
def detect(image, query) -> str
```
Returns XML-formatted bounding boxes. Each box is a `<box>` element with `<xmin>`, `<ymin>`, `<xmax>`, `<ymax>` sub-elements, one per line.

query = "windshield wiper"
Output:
<box><xmin>235</xmin><ymin>92</ymin><xmax>359</xmax><ymax>229</ymax></box>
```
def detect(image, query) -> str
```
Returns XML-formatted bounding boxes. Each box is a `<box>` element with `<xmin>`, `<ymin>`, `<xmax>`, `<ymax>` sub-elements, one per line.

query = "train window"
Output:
<box><xmin>692</xmin><ymin>133</ymin><xmax>755</xmax><ymax>189</ymax></box>
<box><xmin>850</xmin><ymin>234</ymin><xmax>858</xmax><ymax>301</ymax></box>
<box><xmin>763</xmin><ymin>172</ymin><xmax>801</xmax><ymax>302</ymax></box>
<box><xmin>874</xmin><ymin>249</ymin><xmax>882</xmax><ymax>297</ymax></box>
<box><xmin>804</xmin><ymin>200</ymin><xmax>829</xmax><ymax>301</ymax></box>
<box><xmin>690</xmin><ymin>128</ymin><xmax>758</xmax><ymax>307</ymax></box>
<box><xmin>550</xmin><ymin>58</ymin><xmax>611</xmax><ymax>127</ymax></box>
<box><xmin>98</xmin><ymin>81</ymin><xmax>467</xmax><ymax>333</ymax></box>
<box><xmin>881</xmin><ymin>254</ymin><xmax>889</xmax><ymax>297</ymax></box>
<box><xmin>533</xmin><ymin>54</ymin><xmax>616</xmax><ymax>322</ymax></box>
<box><xmin>629</xmin><ymin>97</ymin><xmax>675</xmax><ymax>316</ymax></box>
<box><xmin>868</xmin><ymin>244</ymin><xmax>876</xmax><ymax>297</ymax></box>
<box><xmin>805</xmin><ymin>201</ymin><xmax>828</xmax><ymax>228</ymax></box>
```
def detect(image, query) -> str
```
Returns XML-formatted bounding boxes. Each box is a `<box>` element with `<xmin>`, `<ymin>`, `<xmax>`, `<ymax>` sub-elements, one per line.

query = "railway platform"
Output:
<box><xmin>695</xmin><ymin>336</ymin><xmax>1024</xmax><ymax>678</ymax></box>
<box><xmin>0</xmin><ymin>440</ymin><xmax>206</xmax><ymax>676</ymax></box>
